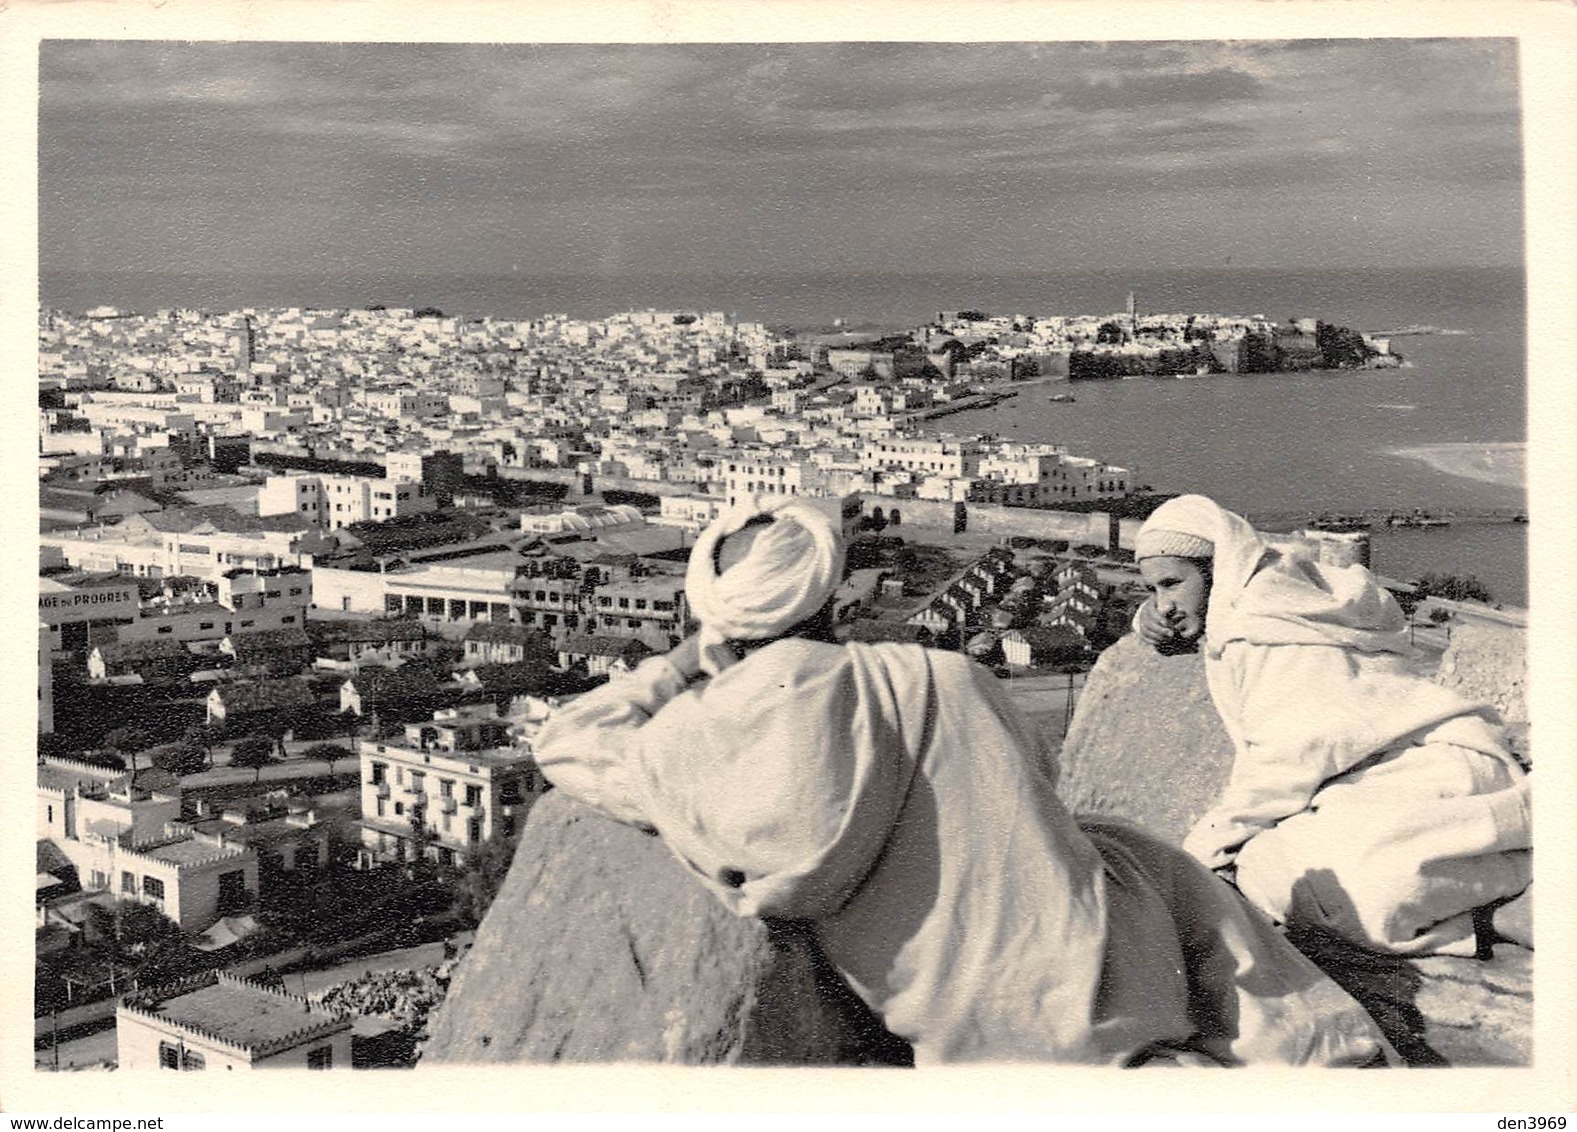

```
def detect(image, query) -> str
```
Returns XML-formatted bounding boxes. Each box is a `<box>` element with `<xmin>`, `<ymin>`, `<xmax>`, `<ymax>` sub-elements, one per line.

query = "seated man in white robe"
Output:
<box><xmin>1133</xmin><ymin>494</ymin><xmax>1531</xmax><ymax>957</ymax></box>
<box><xmin>533</xmin><ymin>497</ymin><xmax>1394</xmax><ymax>1066</ymax></box>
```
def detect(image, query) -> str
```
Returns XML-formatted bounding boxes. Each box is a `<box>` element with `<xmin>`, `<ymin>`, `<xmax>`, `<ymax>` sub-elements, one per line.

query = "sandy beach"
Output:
<box><xmin>1389</xmin><ymin>441</ymin><xmax>1526</xmax><ymax>489</ymax></box>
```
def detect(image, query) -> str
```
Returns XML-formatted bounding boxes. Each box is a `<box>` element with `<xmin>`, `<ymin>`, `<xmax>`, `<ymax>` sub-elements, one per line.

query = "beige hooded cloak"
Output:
<box><xmin>1136</xmin><ymin>495</ymin><xmax>1531</xmax><ymax>956</ymax></box>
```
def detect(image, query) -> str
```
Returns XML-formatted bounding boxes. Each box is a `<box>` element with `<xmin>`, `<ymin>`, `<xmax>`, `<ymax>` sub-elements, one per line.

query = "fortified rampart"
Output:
<box><xmin>876</xmin><ymin>496</ymin><xmax>1115</xmax><ymax>547</ymax></box>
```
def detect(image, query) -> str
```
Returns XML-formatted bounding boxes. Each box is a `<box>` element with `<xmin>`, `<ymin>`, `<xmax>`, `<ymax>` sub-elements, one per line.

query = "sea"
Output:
<box><xmin>41</xmin><ymin>265</ymin><xmax>1530</xmax><ymax>606</ymax></box>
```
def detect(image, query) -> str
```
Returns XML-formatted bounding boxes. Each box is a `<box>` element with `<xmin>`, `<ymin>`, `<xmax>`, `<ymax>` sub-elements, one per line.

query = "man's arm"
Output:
<box><xmin>532</xmin><ymin>636</ymin><xmax>706</xmax><ymax>827</ymax></box>
<box><xmin>1182</xmin><ymin>642</ymin><xmax>1370</xmax><ymax>867</ymax></box>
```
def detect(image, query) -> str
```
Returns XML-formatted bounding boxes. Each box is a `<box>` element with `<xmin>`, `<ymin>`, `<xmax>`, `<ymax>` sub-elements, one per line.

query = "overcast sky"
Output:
<box><xmin>39</xmin><ymin>39</ymin><xmax>1523</xmax><ymax>279</ymax></box>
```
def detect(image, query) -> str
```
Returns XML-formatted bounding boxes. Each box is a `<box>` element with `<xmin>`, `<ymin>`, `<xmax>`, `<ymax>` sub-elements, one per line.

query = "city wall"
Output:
<box><xmin>892</xmin><ymin>496</ymin><xmax>1114</xmax><ymax>547</ymax></box>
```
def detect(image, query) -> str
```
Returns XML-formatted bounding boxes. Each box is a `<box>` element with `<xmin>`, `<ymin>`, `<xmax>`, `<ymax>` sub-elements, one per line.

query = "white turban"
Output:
<box><xmin>685</xmin><ymin>497</ymin><xmax>846</xmax><ymax>675</ymax></box>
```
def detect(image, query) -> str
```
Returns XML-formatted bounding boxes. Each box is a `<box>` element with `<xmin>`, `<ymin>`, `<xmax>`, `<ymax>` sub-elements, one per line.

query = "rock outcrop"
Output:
<box><xmin>1434</xmin><ymin>614</ymin><xmax>1530</xmax><ymax>762</ymax></box>
<box><xmin>421</xmin><ymin>791</ymin><xmax>911</xmax><ymax>1066</ymax></box>
<box><xmin>1056</xmin><ymin>636</ymin><xmax>1234</xmax><ymax>847</ymax></box>
<box><xmin>1057</xmin><ymin>635</ymin><xmax>1532</xmax><ymax>1066</ymax></box>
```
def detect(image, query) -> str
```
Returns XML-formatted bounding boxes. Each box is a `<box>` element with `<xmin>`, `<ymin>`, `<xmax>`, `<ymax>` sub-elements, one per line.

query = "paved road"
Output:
<box><xmin>183</xmin><ymin>742</ymin><xmax>357</xmax><ymax>788</ymax></box>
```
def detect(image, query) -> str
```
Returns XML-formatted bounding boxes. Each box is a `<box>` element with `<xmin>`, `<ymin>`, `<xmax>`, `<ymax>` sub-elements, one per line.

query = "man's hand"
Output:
<box><xmin>1135</xmin><ymin>597</ymin><xmax>1201</xmax><ymax>654</ymax></box>
<box><xmin>666</xmin><ymin>634</ymin><xmax>705</xmax><ymax>681</ymax></box>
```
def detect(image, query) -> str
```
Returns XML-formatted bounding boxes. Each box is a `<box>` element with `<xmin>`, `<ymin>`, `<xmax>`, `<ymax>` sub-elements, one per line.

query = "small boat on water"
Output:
<box><xmin>1386</xmin><ymin>509</ymin><xmax>1451</xmax><ymax>529</ymax></box>
<box><xmin>1048</xmin><ymin>393</ymin><xmax>1076</xmax><ymax>403</ymax></box>
<box><xmin>1307</xmin><ymin>512</ymin><xmax>1368</xmax><ymax>531</ymax></box>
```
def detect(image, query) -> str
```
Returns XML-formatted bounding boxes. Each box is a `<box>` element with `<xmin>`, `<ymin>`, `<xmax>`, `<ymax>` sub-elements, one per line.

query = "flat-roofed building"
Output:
<box><xmin>118</xmin><ymin>566</ymin><xmax>312</xmax><ymax>648</ymax></box>
<box><xmin>655</xmin><ymin>492</ymin><xmax>725</xmax><ymax>531</ymax></box>
<box><xmin>117</xmin><ymin>971</ymin><xmax>351</xmax><ymax>1070</ymax></box>
<box><xmin>95</xmin><ymin>833</ymin><xmax>258</xmax><ymax>930</ymax></box>
<box><xmin>186</xmin><ymin>793</ymin><xmax>331</xmax><ymax>889</ymax></box>
<box><xmin>39</xmin><ymin>575</ymin><xmax>139</xmax><ymax>655</ymax></box>
<box><xmin>861</xmin><ymin>436</ymin><xmax>981</xmax><ymax>478</ymax></box>
<box><xmin>258</xmin><ymin>471</ymin><xmax>435</xmax><ymax>531</ymax></box>
<box><xmin>721</xmin><ymin>452</ymin><xmax>823</xmax><ymax>508</ymax></box>
<box><xmin>37</xmin><ymin>757</ymin><xmax>179</xmax><ymax>847</ymax></box>
<box><xmin>582</xmin><ymin>575</ymin><xmax>687</xmax><ymax>647</ymax></box>
<box><xmin>39</xmin><ymin>757</ymin><xmax>260</xmax><ymax>931</ymax></box>
<box><xmin>357</xmin><ymin>714</ymin><xmax>544</xmax><ymax>868</ymax></box>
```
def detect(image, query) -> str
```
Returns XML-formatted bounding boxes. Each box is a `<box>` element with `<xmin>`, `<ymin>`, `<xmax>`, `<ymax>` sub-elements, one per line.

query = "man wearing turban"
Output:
<box><xmin>1133</xmin><ymin>495</ymin><xmax>1532</xmax><ymax>957</ymax></box>
<box><xmin>533</xmin><ymin>496</ymin><xmax>1394</xmax><ymax>1065</ymax></box>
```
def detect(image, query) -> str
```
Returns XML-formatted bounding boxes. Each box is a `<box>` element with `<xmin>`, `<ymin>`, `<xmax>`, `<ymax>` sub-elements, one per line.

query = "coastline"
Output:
<box><xmin>1388</xmin><ymin>441</ymin><xmax>1526</xmax><ymax>490</ymax></box>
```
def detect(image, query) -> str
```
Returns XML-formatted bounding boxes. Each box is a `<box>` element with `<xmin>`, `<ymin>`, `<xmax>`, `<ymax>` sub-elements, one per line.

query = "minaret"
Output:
<box><xmin>1126</xmin><ymin>289</ymin><xmax>1137</xmax><ymax>339</ymax></box>
<box><xmin>236</xmin><ymin>317</ymin><xmax>255</xmax><ymax>377</ymax></box>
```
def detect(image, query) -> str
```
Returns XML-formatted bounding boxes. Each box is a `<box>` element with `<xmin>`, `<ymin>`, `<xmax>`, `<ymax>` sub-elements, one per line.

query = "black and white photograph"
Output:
<box><xmin>5</xmin><ymin>0</ymin><xmax>1575</xmax><ymax>1119</ymax></box>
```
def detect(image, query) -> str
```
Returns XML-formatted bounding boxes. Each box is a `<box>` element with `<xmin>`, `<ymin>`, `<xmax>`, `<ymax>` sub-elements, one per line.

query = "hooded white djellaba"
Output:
<box><xmin>534</xmin><ymin>496</ymin><xmax>1395</xmax><ymax>1065</ymax></box>
<box><xmin>1135</xmin><ymin>495</ymin><xmax>1532</xmax><ymax>957</ymax></box>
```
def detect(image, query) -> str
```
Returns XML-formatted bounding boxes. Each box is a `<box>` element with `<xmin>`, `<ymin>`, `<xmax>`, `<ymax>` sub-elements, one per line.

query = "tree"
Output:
<box><xmin>1096</xmin><ymin>321</ymin><xmax>1125</xmax><ymax>345</ymax></box>
<box><xmin>37</xmin><ymin>732</ymin><xmax>73</xmax><ymax>760</ymax></box>
<box><xmin>231</xmin><ymin>736</ymin><xmax>278</xmax><ymax>783</ymax></box>
<box><xmin>413</xmin><ymin>306</ymin><xmax>446</xmax><ymax>319</ymax></box>
<box><xmin>1416</xmin><ymin>572</ymin><xmax>1493</xmax><ymax>605</ymax></box>
<box><xmin>151</xmin><ymin>742</ymin><xmax>208</xmax><ymax>778</ymax></box>
<box><xmin>85</xmin><ymin>895</ymin><xmax>186</xmax><ymax>958</ymax></box>
<box><xmin>302</xmin><ymin>742</ymin><xmax>354</xmax><ymax>775</ymax></box>
<box><xmin>451</xmin><ymin>830</ymin><xmax>523</xmax><ymax>928</ymax></box>
<box><xmin>182</xmin><ymin>723</ymin><xmax>225</xmax><ymax>769</ymax></box>
<box><xmin>101</xmin><ymin>726</ymin><xmax>156</xmax><ymax>774</ymax></box>
<box><xmin>259</xmin><ymin>701</ymin><xmax>320</xmax><ymax>758</ymax></box>
<box><xmin>407</xmin><ymin>807</ymin><xmax>435</xmax><ymax>874</ymax></box>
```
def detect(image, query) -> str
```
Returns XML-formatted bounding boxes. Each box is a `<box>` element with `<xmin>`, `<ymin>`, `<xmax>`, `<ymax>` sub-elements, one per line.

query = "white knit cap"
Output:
<box><xmin>685</xmin><ymin>497</ymin><xmax>846</xmax><ymax>675</ymax></box>
<box><xmin>1134</xmin><ymin>528</ymin><xmax>1216</xmax><ymax>561</ymax></box>
<box><xmin>1135</xmin><ymin>496</ymin><xmax>1222</xmax><ymax>562</ymax></box>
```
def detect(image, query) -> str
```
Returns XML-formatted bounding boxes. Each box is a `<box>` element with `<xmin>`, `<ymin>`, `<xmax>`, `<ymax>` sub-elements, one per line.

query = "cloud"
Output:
<box><xmin>39</xmin><ymin>39</ymin><xmax>1524</xmax><ymax>277</ymax></box>
<box><xmin>1057</xmin><ymin>67</ymin><xmax>1266</xmax><ymax>112</ymax></box>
